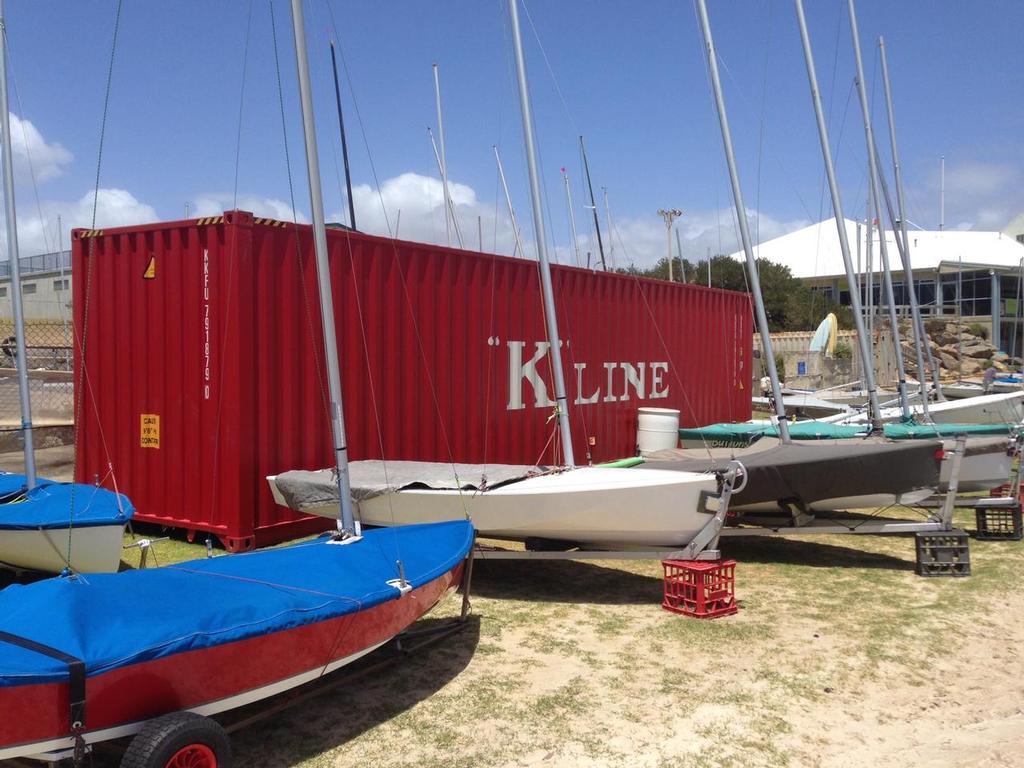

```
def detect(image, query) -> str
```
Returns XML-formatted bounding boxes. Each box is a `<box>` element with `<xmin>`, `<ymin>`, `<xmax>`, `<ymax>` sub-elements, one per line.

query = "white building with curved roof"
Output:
<box><xmin>733</xmin><ymin>219</ymin><xmax>1024</xmax><ymax>353</ymax></box>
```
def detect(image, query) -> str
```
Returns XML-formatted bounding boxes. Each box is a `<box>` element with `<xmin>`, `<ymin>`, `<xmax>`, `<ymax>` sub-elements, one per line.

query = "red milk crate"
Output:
<box><xmin>661</xmin><ymin>559</ymin><xmax>738</xmax><ymax>618</ymax></box>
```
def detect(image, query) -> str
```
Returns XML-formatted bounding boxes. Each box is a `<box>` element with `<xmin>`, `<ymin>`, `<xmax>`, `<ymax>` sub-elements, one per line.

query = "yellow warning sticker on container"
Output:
<box><xmin>143</xmin><ymin>256</ymin><xmax>156</xmax><ymax>280</ymax></box>
<box><xmin>140</xmin><ymin>414</ymin><xmax>160</xmax><ymax>448</ymax></box>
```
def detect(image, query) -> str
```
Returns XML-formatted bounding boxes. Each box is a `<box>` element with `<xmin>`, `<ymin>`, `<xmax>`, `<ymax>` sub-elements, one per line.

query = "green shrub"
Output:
<box><xmin>774</xmin><ymin>353</ymin><xmax>786</xmax><ymax>383</ymax></box>
<box><xmin>833</xmin><ymin>341</ymin><xmax>852</xmax><ymax>359</ymax></box>
<box><xmin>968</xmin><ymin>322</ymin><xmax>989</xmax><ymax>340</ymax></box>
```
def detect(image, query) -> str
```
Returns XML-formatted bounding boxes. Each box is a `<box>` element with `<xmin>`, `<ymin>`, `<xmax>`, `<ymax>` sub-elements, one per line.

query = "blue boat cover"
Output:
<box><xmin>0</xmin><ymin>520</ymin><xmax>474</xmax><ymax>686</ymax></box>
<box><xmin>0</xmin><ymin>476</ymin><xmax>133</xmax><ymax>530</ymax></box>
<box><xmin>0</xmin><ymin>472</ymin><xmax>47</xmax><ymax>497</ymax></box>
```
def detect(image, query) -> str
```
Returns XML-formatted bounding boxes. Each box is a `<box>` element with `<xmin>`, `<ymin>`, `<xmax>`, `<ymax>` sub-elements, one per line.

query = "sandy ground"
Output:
<box><xmin>216</xmin><ymin>529</ymin><xmax>1024</xmax><ymax>768</ymax></box>
<box><xmin>0</xmin><ymin>450</ymin><xmax>1020</xmax><ymax>767</ymax></box>
<box><xmin>0</xmin><ymin>443</ymin><xmax>75</xmax><ymax>481</ymax></box>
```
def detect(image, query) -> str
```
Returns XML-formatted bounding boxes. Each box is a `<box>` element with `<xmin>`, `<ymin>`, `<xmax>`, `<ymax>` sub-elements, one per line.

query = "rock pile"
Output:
<box><xmin>906</xmin><ymin>321</ymin><xmax>1021</xmax><ymax>379</ymax></box>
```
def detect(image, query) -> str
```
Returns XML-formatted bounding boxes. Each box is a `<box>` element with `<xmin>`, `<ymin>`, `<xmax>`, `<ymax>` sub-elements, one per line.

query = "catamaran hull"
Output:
<box><xmin>733</xmin><ymin>488</ymin><xmax>934</xmax><ymax>514</ymax></box>
<box><xmin>0</xmin><ymin>524</ymin><xmax>125</xmax><ymax>574</ymax></box>
<box><xmin>0</xmin><ymin>559</ymin><xmax>463</xmax><ymax>760</ymax></box>
<box><xmin>274</xmin><ymin>467</ymin><xmax>720</xmax><ymax>549</ymax></box>
<box><xmin>829</xmin><ymin>392</ymin><xmax>1024</xmax><ymax>426</ymax></box>
<box><xmin>941</xmin><ymin>447</ymin><xmax>1011</xmax><ymax>492</ymax></box>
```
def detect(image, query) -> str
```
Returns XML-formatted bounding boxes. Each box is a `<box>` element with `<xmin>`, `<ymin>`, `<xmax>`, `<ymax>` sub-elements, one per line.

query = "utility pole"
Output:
<box><xmin>675</xmin><ymin>228</ymin><xmax>686</xmax><ymax>282</ymax></box>
<box><xmin>658</xmin><ymin>208</ymin><xmax>683</xmax><ymax>281</ymax></box>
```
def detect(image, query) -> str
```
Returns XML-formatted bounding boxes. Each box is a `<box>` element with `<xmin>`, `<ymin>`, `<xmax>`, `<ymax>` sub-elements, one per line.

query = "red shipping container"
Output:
<box><xmin>73</xmin><ymin>211</ymin><xmax>752</xmax><ymax>550</ymax></box>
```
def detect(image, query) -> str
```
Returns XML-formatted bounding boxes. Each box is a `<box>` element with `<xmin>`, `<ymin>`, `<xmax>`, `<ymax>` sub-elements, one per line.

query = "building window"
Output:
<box><xmin>0</xmin><ymin>286</ymin><xmax>6</xmax><ymax>298</ymax></box>
<box><xmin>53</xmin><ymin>278</ymin><xmax>69</xmax><ymax>292</ymax></box>
<box><xmin>22</xmin><ymin>282</ymin><xmax>36</xmax><ymax>295</ymax></box>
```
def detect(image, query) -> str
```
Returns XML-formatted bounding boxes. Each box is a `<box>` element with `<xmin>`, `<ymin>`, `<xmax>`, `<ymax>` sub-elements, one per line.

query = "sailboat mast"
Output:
<box><xmin>871</xmin><ymin>142</ymin><xmax>931</xmax><ymax>418</ymax></box>
<box><xmin>289</xmin><ymin>0</ymin><xmax>356</xmax><ymax>536</ymax></box>
<box><xmin>432</xmin><ymin>63</ymin><xmax>453</xmax><ymax>248</ymax></box>
<box><xmin>0</xmin><ymin>0</ymin><xmax>35</xmax><ymax>487</ymax></box>
<box><xmin>847</xmin><ymin>0</ymin><xmax>910</xmax><ymax>419</ymax></box>
<box><xmin>939</xmin><ymin>155</ymin><xmax>945</xmax><ymax>231</ymax></box>
<box><xmin>579</xmin><ymin>136</ymin><xmax>606</xmax><ymax>271</ymax></box>
<box><xmin>493</xmin><ymin>145</ymin><xmax>525</xmax><ymax>258</ymax></box>
<box><xmin>329</xmin><ymin>41</ymin><xmax>357</xmax><ymax>231</ymax></box>
<box><xmin>695</xmin><ymin>0</ymin><xmax>791</xmax><ymax>443</ymax></box>
<box><xmin>794</xmin><ymin>0</ymin><xmax>882</xmax><ymax>427</ymax></box>
<box><xmin>562</xmin><ymin>168</ymin><xmax>582</xmax><ymax>268</ymax></box>
<box><xmin>507</xmin><ymin>0</ymin><xmax>575</xmax><ymax>466</ymax></box>
<box><xmin>427</xmin><ymin>128</ymin><xmax>464</xmax><ymax>247</ymax></box>
<box><xmin>603</xmin><ymin>187</ymin><xmax>615</xmax><ymax>266</ymax></box>
<box><xmin>878</xmin><ymin>37</ymin><xmax>944</xmax><ymax>401</ymax></box>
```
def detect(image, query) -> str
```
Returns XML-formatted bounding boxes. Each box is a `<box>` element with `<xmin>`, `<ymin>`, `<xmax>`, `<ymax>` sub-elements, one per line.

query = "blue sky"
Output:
<box><xmin>3</xmin><ymin>0</ymin><xmax>1022</xmax><ymax>267</ymax></box>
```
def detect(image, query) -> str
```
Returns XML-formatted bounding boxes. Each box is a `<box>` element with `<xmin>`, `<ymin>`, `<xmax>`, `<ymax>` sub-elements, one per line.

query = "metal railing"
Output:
<box><xmin>0</xmin><ymin>250</ymin><xmax>71</xmax><ymax>279</ymax></box>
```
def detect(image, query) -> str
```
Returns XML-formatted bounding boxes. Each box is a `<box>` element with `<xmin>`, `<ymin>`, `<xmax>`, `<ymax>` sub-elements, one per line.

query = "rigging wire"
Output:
<box><xmin>69</xmin><ymin>0</ymin><xmax>125</xmax><ymax>571</ymax></box>
<box><xmin>496</xmin><ymin>2</ymin><xmax>565</xmax><ymax>464</ymax></box>
<box><xmin>203</xmin><ymin>1</ymin><xmax>257</xmax><ymax>534</ymax></box>
<box><xmin>6</xmin><ymin>68</ymin><xmax>52</xmax><ymax>257</ymax></box>
<box><xmin>324</xmin><ymin>2</ymin><xmax>472</xmax><ymax>529</ymax></box>
<box><xmin>268</xmin><ymin>0</ymin><xmax>330</xmax><ymax>420</ymax></box>
<box><xmin>753</xmin><ymin>0</ymin><xmax>774</xmax><ymax>251</ymax></box>
<box><xmin>231</xmin><ymin>0</ymin><xmax>255</xmax><ymax>209</ymax></box>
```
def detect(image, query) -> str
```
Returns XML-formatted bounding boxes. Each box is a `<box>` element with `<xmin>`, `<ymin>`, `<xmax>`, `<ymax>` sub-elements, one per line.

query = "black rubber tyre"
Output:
<box><xmin>120</xmin><ymin>711</ymin><xmax>231</xmax><ymax>768</ymax></box>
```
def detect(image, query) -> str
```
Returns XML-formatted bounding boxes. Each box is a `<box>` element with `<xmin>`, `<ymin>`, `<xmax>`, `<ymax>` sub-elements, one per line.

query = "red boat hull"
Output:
<box><xmin>0</xmin><ymin>561</ymin><xmax>463</xmax><ymax>757</ymax></box>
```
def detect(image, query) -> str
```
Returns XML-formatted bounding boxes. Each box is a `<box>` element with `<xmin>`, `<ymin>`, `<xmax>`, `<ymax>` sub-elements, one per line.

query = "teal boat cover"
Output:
<box><xmin>681</xmin><ymin>420</ymin><xmax>1012</xmax><ymax>446</ymax></box>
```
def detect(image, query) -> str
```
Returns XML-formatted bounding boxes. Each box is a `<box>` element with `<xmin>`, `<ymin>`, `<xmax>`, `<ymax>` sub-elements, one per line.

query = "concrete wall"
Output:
<box><xmin>753</xmin><ymin>328</ymin><xmax>904</xmax><ymax>390</ymax></box>
<box><xmin>0</xmin><ymin>269</ymin><xmax>73</xmax><ymax>322</ymax></box>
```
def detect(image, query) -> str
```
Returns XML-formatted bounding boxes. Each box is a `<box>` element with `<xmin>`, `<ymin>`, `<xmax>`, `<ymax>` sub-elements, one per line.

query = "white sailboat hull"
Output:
<box><xmin>827</xmin><ymin>392</ymin><xmax>1024</xmax><ymax>426</ymax></box>
<box><xmin>272</xmin><ymin>467</ymin><xmax>719</xmax><ymax>549</ymax></box>
<box><xmin>0</xmin><ymin>523</ymin><xmax>125</xmax><ymax>573</ymax></box>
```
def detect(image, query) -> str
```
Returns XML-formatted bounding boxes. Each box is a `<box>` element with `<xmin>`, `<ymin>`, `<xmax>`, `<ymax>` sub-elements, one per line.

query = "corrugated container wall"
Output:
<box><xmin>74</xmin><ymin>211</ymin><xmax>752</xmax><ymax>549</ymax></box>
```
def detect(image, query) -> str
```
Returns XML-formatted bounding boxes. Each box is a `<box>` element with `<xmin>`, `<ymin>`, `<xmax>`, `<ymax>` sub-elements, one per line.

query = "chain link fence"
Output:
<box><xmin>0</xmin><ymin>320</ymin><xmax>74</xmax><ymax>436</ymax></box>
<box><xmin>0</xmin><ymin>251</ymin><xmax>75</xmax><ymax>438</ymax></box>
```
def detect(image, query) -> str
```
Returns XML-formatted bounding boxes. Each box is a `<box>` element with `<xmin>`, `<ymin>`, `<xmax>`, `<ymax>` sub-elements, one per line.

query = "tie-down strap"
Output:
<box><xmin>0</xmin><ymin>630</ymin><xmax>85</xmax><ymax>729</ymax></box>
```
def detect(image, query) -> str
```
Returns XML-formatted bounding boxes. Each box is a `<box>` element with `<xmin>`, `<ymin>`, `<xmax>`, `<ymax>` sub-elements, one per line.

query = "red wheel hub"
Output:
<box><xmin>165</xmin><ymin>743</ymin><xmax>217</xmax><ymax>768</ymax></box>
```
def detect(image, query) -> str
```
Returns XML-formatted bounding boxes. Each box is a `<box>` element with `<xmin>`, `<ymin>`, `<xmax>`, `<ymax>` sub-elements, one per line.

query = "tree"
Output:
<box><xmin>618</xmin><ymin>254</ymin><xmax>851</xmax><ymax>332</ymax></box>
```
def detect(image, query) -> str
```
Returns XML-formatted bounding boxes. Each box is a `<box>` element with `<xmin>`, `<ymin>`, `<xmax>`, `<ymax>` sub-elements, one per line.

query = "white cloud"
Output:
<box><xmin>586</xmin><ymin>207</ymin><xmax>809</xmax><ymax>270</ymax></box>
<box><xmin>909</xmin><ymin>160</ymin><xmax>1024</xmax><ymax>232</ymax></box>
<box><xmin>190</xmin><ymin>193</ymin><xmax>307</xmax><ymax>224</ymax></box>
<box><xmin>9</xmin><ymin>112</ymin><xmax>72</xmax><ymax>184</ymax></box>
<box><xmin>339</xmin><ymin>172</ymin><xmax>523</xmax><ymax>256</ymax></box>
<box><xmin>10</xmin><ymin>188</ymin><xmax>158</xmax><ymax>256</ymax></box>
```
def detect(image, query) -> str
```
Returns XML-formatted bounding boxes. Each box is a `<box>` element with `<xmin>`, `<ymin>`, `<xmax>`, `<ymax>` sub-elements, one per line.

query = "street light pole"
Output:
<box><xmin>658</xmin><ymin>208</ymin><xmax>682</xmax><ymax>281</ymax></box>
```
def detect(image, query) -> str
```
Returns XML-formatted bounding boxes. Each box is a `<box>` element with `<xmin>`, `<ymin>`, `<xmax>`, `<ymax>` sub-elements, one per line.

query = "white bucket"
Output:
<box><xmin>637</xmin><ymin>407</ymin><xmax>681</xmax><ymax>454</ymax></box>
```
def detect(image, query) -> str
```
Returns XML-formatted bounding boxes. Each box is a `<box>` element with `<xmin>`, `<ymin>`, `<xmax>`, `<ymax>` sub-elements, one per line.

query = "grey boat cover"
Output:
<box><xmin>274</xmin><ymin>461</ymin><xmax>544</xmax><ymax>513</ymax></box>
<box><xmin>642</xmin><ymin>439</ymin><xmax>941</xmax><ymax>510</ymax></box>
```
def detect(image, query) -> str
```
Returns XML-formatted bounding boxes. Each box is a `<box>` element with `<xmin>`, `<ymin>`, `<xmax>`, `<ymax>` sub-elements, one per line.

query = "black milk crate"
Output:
<box><xmin>915</xmin><ymin>530</ymin><xmax>971</xmax><ymax>577</ymax></box>
<box><xmin>974</xmin><ymin>501</ymin><xmax>1023</xmax><ymax>541</ymax></box>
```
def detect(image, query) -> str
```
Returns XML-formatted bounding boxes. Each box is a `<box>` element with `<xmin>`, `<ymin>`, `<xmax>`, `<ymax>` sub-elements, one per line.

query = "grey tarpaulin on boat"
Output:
<box><xmin>274</xmin><ymin>461</ymin><xmax>545</xmax><ymax>513</ymax></box>
<box><xmin>642</xmin><ymin>439</ymin><xmax>942</xmax><ymax>510</ymax></box>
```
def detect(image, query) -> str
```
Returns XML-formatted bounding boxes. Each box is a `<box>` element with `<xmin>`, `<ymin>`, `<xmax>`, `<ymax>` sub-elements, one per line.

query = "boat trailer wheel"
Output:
<box><xmin>119</xmin><ymin>711</ymin><xmax>231</xmax><ymax>768</ymax></box>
